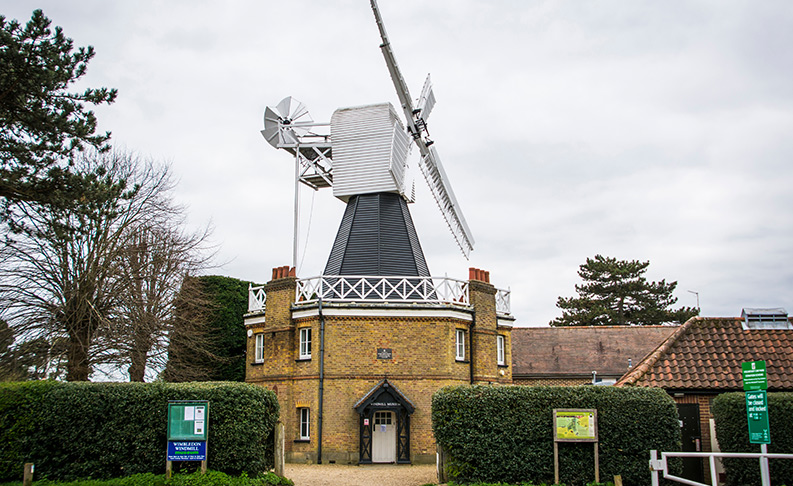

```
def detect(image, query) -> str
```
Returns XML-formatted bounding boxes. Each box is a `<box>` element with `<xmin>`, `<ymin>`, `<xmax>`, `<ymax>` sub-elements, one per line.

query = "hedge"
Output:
<box><xmin>712</xmin><ymin>392</ymin><xmax>793</xmax><ymax>486</ymax></box>
<box><xmin>0</xmin><ymin>381</ymin><xmax>279</xmax><ymax>482</ymax></box>
<box><xmin>432</xmin><ymin>385</ymin><xmax>681</xmax><ymax>486</ymax></box>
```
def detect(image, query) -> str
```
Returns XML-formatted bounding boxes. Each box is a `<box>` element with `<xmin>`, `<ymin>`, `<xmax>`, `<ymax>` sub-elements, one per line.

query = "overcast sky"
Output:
<box><xmin>4</xmin><ymin>1</ymin><xmax>792</xmax><ymax>326</ymax></box>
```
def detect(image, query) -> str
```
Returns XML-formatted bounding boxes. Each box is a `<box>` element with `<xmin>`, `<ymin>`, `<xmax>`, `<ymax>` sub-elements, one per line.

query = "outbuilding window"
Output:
<box><xmin>455</xmin><ymin>329</ymin><xmax>466</xmax><ymax>361</ymax></box>
<box><xmin>299</xmin><ymin>328</ymin><xmax>312</xmax><ymax>359</ymax></box>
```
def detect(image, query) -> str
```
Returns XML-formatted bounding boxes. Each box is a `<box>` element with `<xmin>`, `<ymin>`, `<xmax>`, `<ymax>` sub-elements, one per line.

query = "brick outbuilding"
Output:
<box><xmin>616</xmin><ymin>312</ymin><xmax>793</xmax><ymax>483</ymax></box>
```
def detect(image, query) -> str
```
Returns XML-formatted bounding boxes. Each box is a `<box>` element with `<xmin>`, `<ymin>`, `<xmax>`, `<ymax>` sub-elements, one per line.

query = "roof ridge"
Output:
<box><xmin>616</xmin><ymin>317</ymin><xmax>698</xmax><ymax>386</ymax></box>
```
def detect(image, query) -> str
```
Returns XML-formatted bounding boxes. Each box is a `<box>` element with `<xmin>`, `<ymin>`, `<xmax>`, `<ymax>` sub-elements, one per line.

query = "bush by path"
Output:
<box><xmin>0</xmin><ymin>381</ymin><xmax>278</xmax><ymax>482</ymax></box>
<box><xmin>433</xmin><ymin>385</ymin><xmax>680</xmax><ymax>486</ymax></box>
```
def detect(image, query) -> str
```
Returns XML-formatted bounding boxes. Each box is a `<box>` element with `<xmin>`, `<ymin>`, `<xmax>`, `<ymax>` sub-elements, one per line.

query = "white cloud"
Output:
<box><xmin>4</xmin><ymin>0</ymin><xmax>791</xmax><ymax>326</ymax></box>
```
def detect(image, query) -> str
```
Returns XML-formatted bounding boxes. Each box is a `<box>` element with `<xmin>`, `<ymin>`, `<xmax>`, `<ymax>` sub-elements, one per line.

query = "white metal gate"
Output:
<box><xmin>650</xmin><ymin>449</ymin><xmax>793</xmax><ymax>486</ymax></box>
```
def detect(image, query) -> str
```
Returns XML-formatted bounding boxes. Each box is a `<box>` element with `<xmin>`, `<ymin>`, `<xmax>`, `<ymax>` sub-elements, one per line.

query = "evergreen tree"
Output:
<box><xmin>550</xmin><ymin>255</ymin><xmax>699</xmax><ymax>326</ymax></box>
<box><xmin>0</xmin><ymin>9</ymin><xmax>117</xmax><ymax>228</ymax></box>
<box><xmin>162</xmin><ymin>275</ymin><xmax>253</xmax><ymax>382</ymax></box>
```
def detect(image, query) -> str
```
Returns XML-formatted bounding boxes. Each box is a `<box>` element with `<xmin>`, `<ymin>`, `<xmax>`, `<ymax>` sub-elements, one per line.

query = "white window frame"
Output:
<box><xmin>255</xmin><ymin>333</ymin><xmax>264</xmax><ymax>363</ymax></box>
<box><xmin>497</xmin><ymin>334</ymin><xmax>505</xmax><ymax>365</ymax></box>
<box><xmin>299</xmin><ymin>327</ymin><xmax>312</xmax><ymax>359</ymax></box>
<box><xmin>299</xmin><ymin>407</ymin><xmax>310</xmax><ymax>440</ymax></box>
<box><xmin>455</xmin><ymin>329</ymin><xmax>466</xmax><ymax>361</ymax></box>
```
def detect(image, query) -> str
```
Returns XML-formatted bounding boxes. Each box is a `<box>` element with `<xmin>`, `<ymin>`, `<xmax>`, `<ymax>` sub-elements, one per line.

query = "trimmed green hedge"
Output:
<box><xmin>432</xmin><ymin>385</ymin><xmax>681</xmax><ymax>486</ymax></box>
<box><xmin>712</xmin><ymin>392</ymin><xmax>793</xmax><ymax>486</ymax></box>
<box><xmin>0</xmin><ymin>381</ymin><xmax>279</xmax><ymax>482</ymax></box>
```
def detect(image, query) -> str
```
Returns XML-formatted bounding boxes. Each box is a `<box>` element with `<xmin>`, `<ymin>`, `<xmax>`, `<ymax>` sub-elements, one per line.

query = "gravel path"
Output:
<box><xmin>284</xmin><ymin>463</ymin><xmax>439</xmax><ymax>486</ymax></box>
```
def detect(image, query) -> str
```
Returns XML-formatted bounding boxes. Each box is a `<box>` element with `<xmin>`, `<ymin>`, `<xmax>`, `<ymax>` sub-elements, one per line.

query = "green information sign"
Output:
<box><xmin>742</xmin><ymin>360</ymin><xmax>768</xmax><ymax>391</ymax></box>
<box><xmin>554</xmin><ymin>409</ymin><xmax>598</xmax><ymax>442</ymax></box>
<box><xmin>168</xmin><ymin>401</ymin><xmax>209</xmax><ymax>441</ymax></box>
<box><xmin>745</xmin><ymin>390</ymin><xmax>770</xmax><ymax>444</ymax></box>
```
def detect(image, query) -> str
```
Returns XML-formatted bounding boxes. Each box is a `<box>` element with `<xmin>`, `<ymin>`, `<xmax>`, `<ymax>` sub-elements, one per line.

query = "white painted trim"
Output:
<box><xmin>254</xmin><ymin>334</ymin><xmax>265</xmax><ymax>363</ymax></box>
<box><xmin>245</xmin><ymin>315</ymin><xmax>266</xmax><ymax>325</ymax></box>
<box><xmin>292</xmin><ymin>306</ymin><xmax>473</xmax><ymax>321</ymax></box>
<box><xmin>497</xmin><ymin>318</ymin><xmax>514</xmax><ymax>328</ymax></box>
<box><xmin>455</xmin><ymin>329</ymin><xmax>466</xmax><ymax>361</ymax></box>
<box><xmin>299</xmin><ymin>328</ymin><xmax>312</xmax><ymax>359</ymax></box>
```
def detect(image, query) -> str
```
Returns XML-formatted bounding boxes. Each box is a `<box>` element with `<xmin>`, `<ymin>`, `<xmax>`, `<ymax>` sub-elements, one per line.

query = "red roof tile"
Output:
<box><xmin>616</xmin><ymin>317</ymin><xmax>793</xmax><ymax>390</ymax></box>
<box><xmin>512</xmin><ymin>326</ymin><xmax>678</xmax><ymax>379</ymax></box>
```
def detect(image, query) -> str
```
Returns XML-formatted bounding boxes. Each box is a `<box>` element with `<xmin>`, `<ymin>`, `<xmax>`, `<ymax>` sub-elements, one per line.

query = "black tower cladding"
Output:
<box><xmin>323</xmin><ymin>192</ymin><xmax>429</xmax><ymax>277</ymax></box>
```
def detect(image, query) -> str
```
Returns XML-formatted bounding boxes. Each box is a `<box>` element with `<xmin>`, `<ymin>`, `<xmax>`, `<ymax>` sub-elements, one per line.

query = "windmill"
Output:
<box><xmin>262</xmin><ymin>0</ymin><xmax>474</xmax><ymax>278</ymax></box>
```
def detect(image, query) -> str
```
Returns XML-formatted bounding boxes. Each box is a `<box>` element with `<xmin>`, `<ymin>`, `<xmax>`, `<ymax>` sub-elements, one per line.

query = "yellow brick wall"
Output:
<box><xmin>512</xmin><ymin>377</ymin><xmax>592</xmax><ymax>386</ymax></box>
<box><xmin>319</xmin><ymin>315</ymin><xmax>472</xmax><ymax>380</ymax></box>
<box><xmin>497</xmin><ymin>328</ymin><xmax>513</xmax><ymax>383</ymax></box>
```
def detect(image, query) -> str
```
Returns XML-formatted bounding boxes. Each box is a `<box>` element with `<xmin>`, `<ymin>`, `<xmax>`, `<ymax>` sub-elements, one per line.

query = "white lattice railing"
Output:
<box><xmin>248</xmin><ymin>276</ymin><xmax>512</xmax><ymax>316</ymax></box>
<box><xmin>248</xmin><ymin>284</ymin><xmax>267</xmax><ymax>312</ymax></box>
<box><xmin>297</xmin><ymin>275</ymin><xmax>469</xmax><ymax>306</ymax></box>
<box><xmin>496</xmin><ymin>288</ymin><xmax>511</xmax><ymax>316</ymax></box>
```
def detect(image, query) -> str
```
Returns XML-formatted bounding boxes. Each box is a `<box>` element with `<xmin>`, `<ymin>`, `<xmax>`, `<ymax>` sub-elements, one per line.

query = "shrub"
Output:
<box><xmin>0</xmin><ymin>380</ymin><xmax>57</xmax><ymax>480</ymax></box>
<box><xmin>712</xmin><ymin>392</ymin><xmax>793</xmax><ymax>486</ymax></box>
<box><xmin>432</xmin><ymin>385</ymin><xmax>680</xmax><ymax>486</ymax></box>
<box><xmin>26</xmin><ymin>470</ymin><xmax>293</xmax><ymax>486</ymax></box>
<box><xmin>0</xmin><ymin>381</ymin><xmax>278</xmax><ymax>481</ymax></box>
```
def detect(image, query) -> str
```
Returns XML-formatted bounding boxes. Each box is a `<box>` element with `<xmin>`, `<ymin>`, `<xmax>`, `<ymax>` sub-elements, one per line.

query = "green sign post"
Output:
<box><xmin>742</xmin><ymin>360</ymin><xmax>768</xmax><ymax>391</ymax></box>
<box><xmin>553</xmin><ymin>409</ymin><xmax>599</xmax><ymax>484</ymax></box>
<box><xmin>745</xmin><ymin>390</ymin><xmax>770</xmax><ymax>444</ymax></box>
<box><xmin>742</xmin><ymin>360</ymin><xmax>771</xmax><ymax>485</ymax></box>
<box><xmin>166</xmin><ymin>401</ymin><xmax>209</xmax><ymax>478</ymax></box>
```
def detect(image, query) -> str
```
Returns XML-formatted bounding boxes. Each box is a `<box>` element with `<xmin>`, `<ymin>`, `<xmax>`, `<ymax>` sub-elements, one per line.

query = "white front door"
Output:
<box><xmin>371</xmin><ymin>411</ymin><xmax>396</xmax><ymax>463</ymax></box>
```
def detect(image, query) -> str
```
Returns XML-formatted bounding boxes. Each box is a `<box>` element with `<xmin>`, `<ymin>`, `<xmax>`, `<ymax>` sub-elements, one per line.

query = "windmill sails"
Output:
<box><xmin>420</xmin><ymin>147</ymin><xmax>474</xmax><ymax>258</ymax></box>
<box><xmin>370</xmin><ymin>0</ymin><xmax>475</xmax><ymax>258</ymax></box>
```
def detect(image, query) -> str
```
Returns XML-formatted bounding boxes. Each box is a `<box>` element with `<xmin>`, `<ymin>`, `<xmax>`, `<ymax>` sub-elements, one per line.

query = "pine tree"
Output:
<box><xmin>550</xmin><ymin>255</ymin><xmax>699</xmax><ymax>326</ymax></box>
<box><xmin>0</xmin><ymin>9</ymin><xmax>117</xmax><ymax>228</ymax></box>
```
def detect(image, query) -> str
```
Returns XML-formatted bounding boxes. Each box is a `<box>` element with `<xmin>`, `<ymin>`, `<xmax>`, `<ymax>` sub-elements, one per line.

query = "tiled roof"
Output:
<box><xmin>616</xmin><ymin>317</ymin><xmax>793</xmax><ymax>390</ymax></box>
<box><xmin>511</xmin><ymin>326</ymin><xmax>678</xmax><ymax>379</ymax></box>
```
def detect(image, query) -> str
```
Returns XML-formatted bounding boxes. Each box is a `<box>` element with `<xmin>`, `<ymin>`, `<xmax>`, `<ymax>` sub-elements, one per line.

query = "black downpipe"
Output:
<box><xmin>317</xmin><ymin>299</ymin><xmax>326</xmax><ymax>463</ymax></box>
<box><xmin>469</xmin><ymin>316</ymin><xmax>475</xmax><ymax>385</ymax></box>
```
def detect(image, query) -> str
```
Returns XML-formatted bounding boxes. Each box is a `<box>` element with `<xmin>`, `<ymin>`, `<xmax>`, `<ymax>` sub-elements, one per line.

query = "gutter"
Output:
<box><xmin>317</xmin><ymin>298</ymin><xmax>326</xmax><ymax>463</ymax></box>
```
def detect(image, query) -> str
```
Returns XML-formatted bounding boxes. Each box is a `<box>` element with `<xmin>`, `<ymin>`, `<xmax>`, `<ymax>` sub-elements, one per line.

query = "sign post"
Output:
<box><xmin>166</xmin><ymin>401</ymin><xmax>209</xmax><ymax>477</ymax></box>
<box><xmin>742</xmin><ymin>361</ymin><xmax>770</xmax><ymax>486</ymax></box>
<box><xmin>553</xmin><ymin>409</ymin><xmax>599</xmax><ymax>484</ymax></box>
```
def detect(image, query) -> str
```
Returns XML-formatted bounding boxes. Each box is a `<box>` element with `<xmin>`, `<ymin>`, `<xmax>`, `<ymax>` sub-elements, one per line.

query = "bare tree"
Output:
<box><xmin>0</xmin><ymin>149</ymin><xmax>199</xmax><ymax>381</ymax></box>
<box><xmin>108</xmin><ymin>217</ymin><xmax>214</xmax><ymax>381</ymax></box>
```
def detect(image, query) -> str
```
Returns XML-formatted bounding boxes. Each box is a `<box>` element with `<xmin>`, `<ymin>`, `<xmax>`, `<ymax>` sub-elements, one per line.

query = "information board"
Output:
<box><xmin>167</xmin><ymin>441</ymin><xmax>207</xmax><ymax>461</ymax></box>
<box><xmin>554</xmin><ymin>409</ymin><xmax>598</xmax><ymax>442</ymax></box>
<box><xmin>745</xmin><ymin>390</ymin><xmax>770</xmax><ymax>444</ymax></box>
<box><xmin>742</xmin><ymin>360</ymin><xmax>768</xmax><ymax>391</ymax></box>
<box><xmin>168</xmin><ymin>401</ymin><xmax>209</xmax><ymax>441</ymax></box>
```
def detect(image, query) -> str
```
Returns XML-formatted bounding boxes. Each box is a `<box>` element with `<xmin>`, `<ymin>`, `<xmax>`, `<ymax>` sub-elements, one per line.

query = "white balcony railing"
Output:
<box><xmin>248</xmin><ymin>284</ymin><xmax>266</xmax><ymax>313</ymax></box>
<box><xmin>247</xmin><ymin>275</ymin><xmax>512</xmax><ymax>316</ymax></box>
<box><xmin>297</xmin><ymin>275</ymin><xmax>469</xmax><ymax>306</ymax></box>
<box><xmin>496</xmin><ymin>288</ymin><xmax>511</xmax><ymax>316</ymax></box>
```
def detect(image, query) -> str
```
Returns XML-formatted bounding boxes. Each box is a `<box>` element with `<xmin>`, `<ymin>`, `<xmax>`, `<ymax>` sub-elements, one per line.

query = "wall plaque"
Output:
<box><xmin>377</xmin><ymin>348</ymin><xmax>392</xmax><ymax>359</ymax></box>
